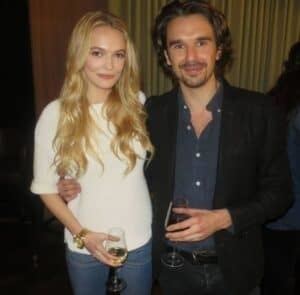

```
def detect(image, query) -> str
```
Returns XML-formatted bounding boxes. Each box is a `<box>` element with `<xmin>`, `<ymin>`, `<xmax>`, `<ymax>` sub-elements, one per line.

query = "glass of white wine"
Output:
<box><xmin>105</xmin><ymin>227</ymin><xmax>128</xmax><ymax>293</ymax></box>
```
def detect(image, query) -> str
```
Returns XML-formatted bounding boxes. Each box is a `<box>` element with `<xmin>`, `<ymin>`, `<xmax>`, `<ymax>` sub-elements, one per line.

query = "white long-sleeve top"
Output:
<box><xmin>31</xmin><ymin>98</ymin><xmax>152</xmax><ymax>254</ymax></box>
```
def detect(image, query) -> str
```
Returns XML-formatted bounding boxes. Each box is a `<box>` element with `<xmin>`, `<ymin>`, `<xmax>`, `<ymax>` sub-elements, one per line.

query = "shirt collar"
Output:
<box><xmin>177</xmin><ymin>81</ymin><xmax>223</xmax><ymax>114</ymax></box>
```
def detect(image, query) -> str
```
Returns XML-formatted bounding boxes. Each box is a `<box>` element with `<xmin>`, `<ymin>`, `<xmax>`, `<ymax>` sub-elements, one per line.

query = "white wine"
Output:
<box><xmin>108</xmin><ymin>247</ymin><xmax>128</xmax><ymax>266</ymax></box>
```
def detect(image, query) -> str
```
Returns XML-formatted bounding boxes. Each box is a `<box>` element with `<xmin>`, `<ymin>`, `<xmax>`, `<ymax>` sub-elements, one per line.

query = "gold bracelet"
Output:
<box><xmin>73</xmin><ymin>228</ymin><xmax>90</xmax><ymax>249</ymax></box>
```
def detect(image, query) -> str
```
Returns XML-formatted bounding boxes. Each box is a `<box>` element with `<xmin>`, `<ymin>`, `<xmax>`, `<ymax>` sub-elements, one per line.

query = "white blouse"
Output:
<box><xmin>31</xmin><ymin>96</ymin><xmax>152</xmax><ymax>254</ymax></box>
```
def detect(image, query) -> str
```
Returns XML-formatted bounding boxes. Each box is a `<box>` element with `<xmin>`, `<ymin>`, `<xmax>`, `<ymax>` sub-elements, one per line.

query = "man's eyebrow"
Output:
<box><xmin>168</xmin><ymin>36</ymin><xmax>214</xmax><ymax>47</ymax></box>
<box><xmin>195</xmin><ymin>36</ymin><xmax>213</xmax><ymax>41</ymax></box>
<box><xmin>168</xmin><ymin>39</ymin><xmax>183</xmax><ymax>47</ymax></box>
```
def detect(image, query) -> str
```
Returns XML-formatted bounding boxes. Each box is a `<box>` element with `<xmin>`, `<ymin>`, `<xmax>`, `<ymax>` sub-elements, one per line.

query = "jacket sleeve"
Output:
<box><xmin>228</xmin><ymin>100</ymin><xmax>293</xmax><ymax>234</ymax></box>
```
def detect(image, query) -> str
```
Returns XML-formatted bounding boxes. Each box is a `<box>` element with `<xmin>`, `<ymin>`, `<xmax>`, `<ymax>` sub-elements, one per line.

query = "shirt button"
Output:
<box><xmin>195</xmin><ymin>181</ymin><xmax>201</xmax><ymax>186</ymax></box>
<box><xmin>217</xmin><ymin>108</ymin><xmax>221</xmax><ymax>113</ymax></box>
<box><xmin>184</xmin><ymin>105</ymin><xmax>188</xmax><ymax>110</ymax></box>
<box><xmin>187</xmin><ymin>125</ymin><xmax>192</xmax><ymax>131</ymax></box>
<box><xmin>195</xmin><ymin>152</ymin><xmax>201</xmax><ymax>158</ymax></box>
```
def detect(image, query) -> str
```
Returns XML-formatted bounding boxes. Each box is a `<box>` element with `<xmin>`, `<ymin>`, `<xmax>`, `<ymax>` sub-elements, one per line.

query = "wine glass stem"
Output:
<box><xmin>111</xmin><ymin>267</ymin><xmax>118</xmax><ymax>284</ymax></box>
<box><xmin>171</xmin><ymin>242</ymin><xmax>179</xmax><ymax>256</ymax></box>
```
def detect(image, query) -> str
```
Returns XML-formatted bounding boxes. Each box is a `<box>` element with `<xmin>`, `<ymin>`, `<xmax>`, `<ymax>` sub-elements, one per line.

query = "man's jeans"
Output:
<box><xmin>159</xmin><ymin>260</ymin><xmax>260</xmax><ymax>295</ymax></box>
<box><xmin>66</xmin><ymin>240</ymin><xmax>152</xmax><ymax>295</ymax></box>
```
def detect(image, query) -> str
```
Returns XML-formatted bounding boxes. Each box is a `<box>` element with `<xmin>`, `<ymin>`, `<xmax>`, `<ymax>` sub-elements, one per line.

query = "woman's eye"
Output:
<box><xmin>91</xmin><ymin>50</ymin><xmax>103</xmax><ymax>57</ymax></box>
<box><xmin>115</xmin><ymin>52</ymin><xmax>125</xmax><ymax>59</ymax></box>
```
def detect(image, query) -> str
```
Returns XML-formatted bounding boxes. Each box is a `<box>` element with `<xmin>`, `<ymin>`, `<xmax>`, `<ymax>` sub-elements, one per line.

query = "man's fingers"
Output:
<box><xmin>57</xmin><ymin>182</ymin><xmax>81</xmax><ymax>202</ymax></box>
<box><xmin>166</xmin><ymin>224</ymin><xmax>195</xmax><ymax>239</ymax></box>
<box><xmin>169</xmin><ymin>233</ymin><xmax>205</xmax><ymax>242</ymax></box>
<box><xmin>56</xmin><ymin>178</ymin><xmax>81</xmax><ymax>198</ymax></box>
<box><xmin>172</xmin><ymin>207</ymin><xmax>206</xmax><ymax>216</ymax></box>
<box><xmin>166</xmin><ymin>225</ymin><xmax>208</xmax><ymax>241</ymax></box>
<box><xmin>166</xmin><ymin>218</ymin><xmax>191</xmax><ymax>232</ymax></box>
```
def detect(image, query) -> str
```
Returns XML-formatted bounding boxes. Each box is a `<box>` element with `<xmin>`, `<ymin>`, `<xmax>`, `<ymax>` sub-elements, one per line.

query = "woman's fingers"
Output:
<box><xmin>85</xmin><ymin>232</ymin><xmax>121</xmax><ymax>266</ymax></box>
<box><xmin>93</xmin><ymin>247</ymin><xmax>116</xmax><ymax>266</ymax></box>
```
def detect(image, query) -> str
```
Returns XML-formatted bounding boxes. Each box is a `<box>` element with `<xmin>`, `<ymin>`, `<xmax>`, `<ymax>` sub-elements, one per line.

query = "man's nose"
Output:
<box><xmin>186</xmin><ymin>46</ymin><xmax>197</xmax><ymax>61</ymax></box>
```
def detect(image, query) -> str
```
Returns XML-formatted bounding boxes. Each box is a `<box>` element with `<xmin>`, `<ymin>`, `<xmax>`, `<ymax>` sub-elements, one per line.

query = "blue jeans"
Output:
<box><xmin>66</xmin><ymin>240</ymin><xmax>152</xmax><ymax>295</ymax></box>
<box><xmin>159</xmin><ymin>261</ymin><xmax>260</xmax><ymax>295</ymax></box>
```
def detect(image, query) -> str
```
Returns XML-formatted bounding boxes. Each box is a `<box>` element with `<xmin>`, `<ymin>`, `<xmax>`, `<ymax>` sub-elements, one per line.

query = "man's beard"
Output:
<box><xmin>181</xmin><ymin>75</ymin><xmax>207</xmax><ymax>88</ymax></box>
<box><xmin>178</xmin><ymin>61</ymin><xmax>210</xmax><ymax>88</ymax></box>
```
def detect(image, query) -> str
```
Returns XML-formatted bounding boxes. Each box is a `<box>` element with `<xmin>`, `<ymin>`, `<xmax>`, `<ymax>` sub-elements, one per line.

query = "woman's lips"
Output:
<box><xmin>97</xmin><ymin>74</ymin><xmax>115</xmax><ymax>79</ymax></box>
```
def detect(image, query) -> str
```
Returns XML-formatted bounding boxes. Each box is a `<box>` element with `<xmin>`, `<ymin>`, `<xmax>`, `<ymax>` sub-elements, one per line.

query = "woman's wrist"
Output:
<box><xmin>73</xmin><ymin>228</ymin><xmax>91</xmax><ymax>249</ymax></box>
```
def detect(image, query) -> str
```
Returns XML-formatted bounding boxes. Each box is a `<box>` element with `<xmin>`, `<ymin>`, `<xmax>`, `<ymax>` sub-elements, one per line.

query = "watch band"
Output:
<box><xmin>73</xmin><ymin>228</ymin><xmax>90</xmax><ymax>249</ymax></box>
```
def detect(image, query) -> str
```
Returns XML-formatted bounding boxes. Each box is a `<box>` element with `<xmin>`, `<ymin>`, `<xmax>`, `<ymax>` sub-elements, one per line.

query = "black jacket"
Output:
<box><xmin>145</xmin><ymin>81</ymin><xmax>293</xmax><ymax>295</ymax></box>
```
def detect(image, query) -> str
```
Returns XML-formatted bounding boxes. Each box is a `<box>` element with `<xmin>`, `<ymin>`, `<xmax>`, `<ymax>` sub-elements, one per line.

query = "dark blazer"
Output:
<box><xmin>145</xmin><ymin>81</ymin><xmax>293</xmax><ymax>295</ymax></box>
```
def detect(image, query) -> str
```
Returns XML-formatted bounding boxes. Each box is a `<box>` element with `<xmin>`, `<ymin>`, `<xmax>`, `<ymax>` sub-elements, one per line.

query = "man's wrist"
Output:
<box><xmin>214</xmin><ymin>209</ymin><xmax>232</xmax><ymax>230</ymax></box>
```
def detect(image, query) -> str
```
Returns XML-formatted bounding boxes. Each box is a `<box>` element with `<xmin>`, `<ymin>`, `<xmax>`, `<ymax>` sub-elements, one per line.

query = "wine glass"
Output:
<box><xmin>161</xmin><ymin>197</ymin><xmax>189</xmax><ymax>269</ymax></box>
<box><xmin>105</xmin><ymin>227</ymin><xmax>128</xmax><ymax>293</ymax></box>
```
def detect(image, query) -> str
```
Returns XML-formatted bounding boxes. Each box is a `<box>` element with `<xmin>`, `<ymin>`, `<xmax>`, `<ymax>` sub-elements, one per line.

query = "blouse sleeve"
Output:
<box><xmin>30</xmin><ymin>100</ymin><xmax>60</xmax><ymax>195</ymax></box>
<box><xmin>138</xmin><ymin>91</ymin><xmax>146</xmax><ymax>105</ymax></box>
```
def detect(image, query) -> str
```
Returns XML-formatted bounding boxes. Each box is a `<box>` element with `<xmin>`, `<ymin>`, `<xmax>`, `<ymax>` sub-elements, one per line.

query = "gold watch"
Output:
<box><xmin>73</xmin><ymin>228</ymin><xmax>90</xmax><ymax>249</ymax></box>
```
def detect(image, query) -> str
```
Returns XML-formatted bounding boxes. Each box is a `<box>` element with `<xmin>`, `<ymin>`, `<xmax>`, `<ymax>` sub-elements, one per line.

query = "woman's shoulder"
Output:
<box><xmin>138</xmin><ymin>91</ymin><xmax>146</xmax><ymax>104</ymax></box>
<box><xmin>35</xmin><ymin>99</ymin><xmax>61</xmax><ymax>132</ymax></box>
<box><xmin>40</xmin><ymin>99</ymin><xmax>60</xmax><ymax>117</ymax></box>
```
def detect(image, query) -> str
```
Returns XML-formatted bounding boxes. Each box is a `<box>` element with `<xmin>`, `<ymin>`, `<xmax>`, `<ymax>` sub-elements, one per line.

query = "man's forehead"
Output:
<box><xmin>166</xmin><ymin>14</ymin><xmax>215</xmax><ymax>42</ymax></box>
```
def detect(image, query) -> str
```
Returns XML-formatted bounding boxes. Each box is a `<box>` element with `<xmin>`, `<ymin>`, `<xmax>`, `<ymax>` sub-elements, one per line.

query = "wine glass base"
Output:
<box><xmin>161</xmin><ymin>252</ymin><xmax>184</xmax><ymax>269</ymax></box>
<box><xmin>106</xmin><ymin>278</ymin><xmax>127</xmax><ymax>293</ymax></box>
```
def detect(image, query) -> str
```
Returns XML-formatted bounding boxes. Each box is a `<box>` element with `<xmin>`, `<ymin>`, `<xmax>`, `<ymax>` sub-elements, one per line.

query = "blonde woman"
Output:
<box><xmin>31</xmin><ymin>11</ymin><xmax>153</xmax><ymax>295</ymax></box>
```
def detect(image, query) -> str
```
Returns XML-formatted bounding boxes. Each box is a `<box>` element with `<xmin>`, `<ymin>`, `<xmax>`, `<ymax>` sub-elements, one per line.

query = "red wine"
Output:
<box><xmin>168</xmin><ymin>212</ymin><xmax>188</xmax><ymax>226</ymax></box>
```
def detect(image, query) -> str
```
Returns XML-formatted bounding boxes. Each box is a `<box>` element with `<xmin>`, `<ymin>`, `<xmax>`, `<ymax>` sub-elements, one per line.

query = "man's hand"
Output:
<box><xmin>57</xmin><ymin>177</ymin><xmax>81</xmax><ymax>202</ymax></box>
<box><xmin>166</xmin><ymin>208</ymin><xmax>232</xmax><ymax>242</ymax></box>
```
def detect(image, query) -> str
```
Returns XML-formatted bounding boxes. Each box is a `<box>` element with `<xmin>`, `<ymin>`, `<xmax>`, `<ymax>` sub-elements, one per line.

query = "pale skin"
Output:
<box><xmin>58</xmin><ymin>15</ymin><xmax>232</xmax><ymax>244</ymax></box>
<box><xmin>41</xmin><ymin>25</ymin><xmax>127</xmax><ymax>267</ymax></box>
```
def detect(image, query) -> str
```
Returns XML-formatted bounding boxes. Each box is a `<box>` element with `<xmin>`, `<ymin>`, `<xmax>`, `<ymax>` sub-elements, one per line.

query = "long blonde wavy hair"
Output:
<box><xmin>53</xmin><ymin>11</ymin><xmax>153</xmax><ymax>177</ymax></box>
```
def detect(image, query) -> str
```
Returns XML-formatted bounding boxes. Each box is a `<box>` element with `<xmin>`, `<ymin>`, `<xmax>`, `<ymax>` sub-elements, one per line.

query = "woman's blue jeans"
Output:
<box><xmin>66</xmin><ymin>240</ymin><xmax>152</xmax><ymax>295</ymax></box>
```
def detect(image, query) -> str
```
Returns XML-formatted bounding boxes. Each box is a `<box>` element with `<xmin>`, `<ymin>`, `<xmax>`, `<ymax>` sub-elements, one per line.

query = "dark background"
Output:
<box><xmin>0</xmin><ymin>1</ymin><xmax>35</xmax><ymax>128</ymax></box>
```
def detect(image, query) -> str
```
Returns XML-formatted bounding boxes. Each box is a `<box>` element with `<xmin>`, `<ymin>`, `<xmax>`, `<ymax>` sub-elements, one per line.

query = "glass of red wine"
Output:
<box><xmin>161</xmin><ymin>197</ymin><xmax>189</xmax><ymax>269</ymax></box>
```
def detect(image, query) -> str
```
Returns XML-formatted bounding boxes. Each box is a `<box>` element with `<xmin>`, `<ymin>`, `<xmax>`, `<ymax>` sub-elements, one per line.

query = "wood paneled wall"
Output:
<box><xmin>29</xmin><ymin>0</ymin><xmax>108</xmax><ymax>117</ymax></box>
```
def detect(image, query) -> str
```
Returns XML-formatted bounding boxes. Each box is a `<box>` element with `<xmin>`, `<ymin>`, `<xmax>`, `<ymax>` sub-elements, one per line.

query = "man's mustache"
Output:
<box><xmin>179</xmin><ymin>61</ymin><xmax>207</xmax><ymax>70</ymax></box>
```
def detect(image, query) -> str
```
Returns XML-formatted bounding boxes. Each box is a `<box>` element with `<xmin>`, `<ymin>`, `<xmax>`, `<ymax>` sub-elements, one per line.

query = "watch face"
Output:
<box><xmin>73</xmin><ymin>229</ymin><xmax>89</xmax><ymax>249</ymax></box>
<box><xmin>74</xmin><ymin>236</ymin><xmax>84</xmax><ymax>249</ymax></box>
<box><xmin>77</xmin><ymin>240</ymin><xmax>84</xmax><ymax>249</ymax></box>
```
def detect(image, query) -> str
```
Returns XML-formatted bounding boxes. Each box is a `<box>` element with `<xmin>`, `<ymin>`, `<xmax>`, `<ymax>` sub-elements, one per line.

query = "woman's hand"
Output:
<box><xmin>84</xmin><ymin>231</ymin><xmax>119</xmax><ymax>267</ymax></box>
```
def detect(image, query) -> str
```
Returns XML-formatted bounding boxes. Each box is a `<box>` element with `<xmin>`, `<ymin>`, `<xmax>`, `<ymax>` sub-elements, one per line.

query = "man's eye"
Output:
<box><xmin>197</xmin><ymin>40</ymin><xmax>207</xmax><ymax>46</ymax></box>
<box><xmin>173</xmin><ymin>44</ymin><xmax>184</xmax><ymax>49</ymax></box>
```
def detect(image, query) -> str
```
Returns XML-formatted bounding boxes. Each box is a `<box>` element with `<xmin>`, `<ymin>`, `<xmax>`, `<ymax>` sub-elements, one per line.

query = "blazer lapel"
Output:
<box><xmin>164</xmin><ymin>89</ymin><xmax>179</xmax><ymax>202</ymax></box>
<box><xmin>214</xmin><ymin>81</ymin><xmax>237</xmax><ymax>208</ymax></box>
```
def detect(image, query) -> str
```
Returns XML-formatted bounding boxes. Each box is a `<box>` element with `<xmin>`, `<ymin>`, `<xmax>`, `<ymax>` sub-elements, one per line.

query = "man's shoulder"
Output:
<box><xmin>224</xmin><ymin>82</ymin><xmax>273</xmax><ymax>107</ymax></box>
<box><xmin>145</xmin><ymin>88</ymin><xmax>177</xmax><ymax>110</ymax></box>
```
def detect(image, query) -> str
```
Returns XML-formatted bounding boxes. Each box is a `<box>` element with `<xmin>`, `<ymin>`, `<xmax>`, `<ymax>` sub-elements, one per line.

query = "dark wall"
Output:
<box><xmin>0</xmin><ymin>1</ymin><xmax>35</xmax><ymax>128</ymax></box>
<box><xmin>29</xmin><ymin>0</ymin><xmax>108</xmax><ymax>116</ymax></box>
